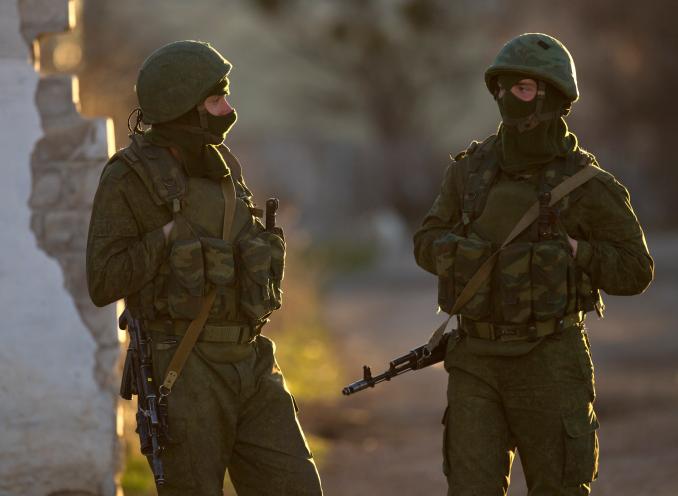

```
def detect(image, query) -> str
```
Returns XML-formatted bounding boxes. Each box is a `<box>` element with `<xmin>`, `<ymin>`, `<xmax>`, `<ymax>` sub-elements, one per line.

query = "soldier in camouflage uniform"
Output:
<box><xmin>414</xmin><ymin>33</ymin><xmax>653</xmax><ymax>495</ymax></box>
<box><xmin>86</xmin><ymin>41</ymin><xmax>322</xmax><ymax>495</ymax></box>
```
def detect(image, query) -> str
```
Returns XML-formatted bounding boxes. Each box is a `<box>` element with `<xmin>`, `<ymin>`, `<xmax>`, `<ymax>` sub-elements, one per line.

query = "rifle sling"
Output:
<box><xmin>161</xmin><ymin>174</ymin><xmax>237</xmax><ymax>394</ymax></box>
<box><xmin>426</xmin><ymin>164</ymin><xmax>599</xmax><ymax>351</ymax></box>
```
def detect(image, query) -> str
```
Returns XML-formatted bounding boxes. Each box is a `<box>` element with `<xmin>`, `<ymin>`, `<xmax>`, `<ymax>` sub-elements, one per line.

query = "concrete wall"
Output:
<box><xmin>0</xmin><ymin>0</ymin><xmax>118</xmax><ymax>494</ymax></box>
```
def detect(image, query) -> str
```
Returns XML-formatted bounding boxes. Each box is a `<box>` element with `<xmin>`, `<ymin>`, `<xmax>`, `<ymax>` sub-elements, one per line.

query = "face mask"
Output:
<box><xmin>205</xmin><ymin>110</ymin><xmax>238</xmax><ymax>145</ymax></box>
<box><xmin>495</xmin><ymin>74</ymin><xmax>577</xmax><ymax>173</ymax></box>
<box><xmin>145</xmin><ymin>107</ymin><xmax>236</xmax><ymax>179</ymax></box>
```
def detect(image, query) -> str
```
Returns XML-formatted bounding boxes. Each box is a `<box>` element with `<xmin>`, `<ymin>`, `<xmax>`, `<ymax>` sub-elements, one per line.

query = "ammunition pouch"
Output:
<box><xmin>237</xmin><ymin>230</ymin><xmax>285</xmax><ymax>323</ymax></box>
<box><xmin>201</xmin><ymin>237</ymin><xmax>236</xmax><ymax>291</ymax></box>
<box><xmin>531</xmin><ymin>240</ymin><xmax>570</xmax><ymax>321</ymax></box>
<box><xmin>436</xmin><ymin>234</ymin><xmax>579</xmax><ymax>324</ymax></box>
<box><xmin>434</xmin><ymin>233</ymin><xmax>492</xmax><ymax>320</ymax></box>
<box><xmin>167</xmin><ymin>238</ymin><xmax>205</xmax><ymax>319</ymax></box>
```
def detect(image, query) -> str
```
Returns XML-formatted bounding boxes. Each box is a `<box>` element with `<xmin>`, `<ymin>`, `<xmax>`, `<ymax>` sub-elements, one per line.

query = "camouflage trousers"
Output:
<box><xmin>150</xmin><ymin>334</ymin><xmax>323</xmax><ymax>496</ymax></box>
<box><xmin>442</xmin><ymin>324</ymin><xmax>599</xmax><ymax>496</ymax></box>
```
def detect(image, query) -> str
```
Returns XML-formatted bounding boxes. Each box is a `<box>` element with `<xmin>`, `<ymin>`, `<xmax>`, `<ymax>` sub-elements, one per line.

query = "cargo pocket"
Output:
<box><xmin>497</xmin><ymin>242</ymin><xmax>532</xmax><ymax>324</ymax></box>
<box><xmin>531</xmin><ymin>240</ymin><xmax>569</xmax><ymax>321</ymax></box>
<box><xmin>562</xmin><ymin>403</ymin><xmax>599</xmax><ymax>486</ymax></box>
<box><xmin>433</xmin><ymin>233</ymin><xmax>462</xmax><ymax>314</ymax></box>
<box><xmin>161</xmin><ymin>417</ymin><xmax>198</xmax><ymax>490</ymax></box>
<box><xmin>168</xmin><ymin>238</ymin><xmax>205</xmax><ymax>319</ymax></box>
<box><xmin>453</xmin><ymin>236</ymin><xmax>492</xmax><ymax>320</ymax></box>
<box><xmin>238</xmin><ymin>234</ymin><xmax>274</xmax><ymax>321</ymax></box>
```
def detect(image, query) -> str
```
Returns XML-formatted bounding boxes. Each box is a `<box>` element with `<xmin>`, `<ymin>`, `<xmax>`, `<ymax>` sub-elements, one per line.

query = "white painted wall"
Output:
<box><xmin>0</xmin><ymin>1</ymin><xmax>116</xmax><ymax>494</ymax></box>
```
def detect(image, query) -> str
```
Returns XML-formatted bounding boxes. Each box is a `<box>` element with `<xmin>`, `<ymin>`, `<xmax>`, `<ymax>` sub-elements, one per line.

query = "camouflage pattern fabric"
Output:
<box><xmin>152</xmin><ymin>334</ymin><xmax>322</xmax><ymax>495</ymax></box>
<box><xmin>86</xmin><ymin>144</ymin><xmax>274</xmax><ymax>324</ymax></box>
<box><xmin>415</xmin><ymin>138</ymin><xmax>654</xmax><ymax>318</ymax></box>
<box><xmin>413</xmin><ymin>135</ymin><xmax>652</xmax><ymax>492</ymax></box>
<box><xmin>485</xmin><ymin>33</ymin><xmax>579</xmax><ymax>102</ymax></box>
<box><xmin>452</xmin><ymin>236</ymin><xmax>493</xmax><ymax>320</ymax></box>
<box><xmin>497</xmin><ymin>242</ymin><xmax>532</xmax><ymax>323</ymax></box>
<box><xmin>86</xmin><ymin>141</ymin><xmax>313</xmax><ymax>493</ymax></box>
<box><xmin>168</xmin><ymin>238</ymin><xmax>205</xmax><ymax>319</ymax></box>
<box><xmin>237</xmin><ymin>231</ymin><xmax>285</xmax><ymax>322</ymax></box>
<box><xmin>443</xmin><ymin>325</ymin><xmax>598</xmax><ymax>495</ymax></box>
<box><xmin>532</xmin><ymin>240</ymin><xmax>570</xmax><ymax>320</ymax></box>
<box><xmin>433</xmin><ymin>232</ymin><xmax>461</xmax><ymax>313</ymax></box>
<box><xmin>201</xmin><ymin>237</ymin><xmax>235</xmax><ymax>291</ymax></box>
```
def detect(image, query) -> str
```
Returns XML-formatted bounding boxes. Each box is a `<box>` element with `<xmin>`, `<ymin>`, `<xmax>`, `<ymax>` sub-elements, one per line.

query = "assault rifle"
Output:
<box><xmin>342</xmin><ymin>330</ymin><xmax>455</xmax><ymax>395</ymax></box>
<box><xmin>119</xmin><ymin>308</ymin><xmax>168</xmax><ymax>487</ymax></box>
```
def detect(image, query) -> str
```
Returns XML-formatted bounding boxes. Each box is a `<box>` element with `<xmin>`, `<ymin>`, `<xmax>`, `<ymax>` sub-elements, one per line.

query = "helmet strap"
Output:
<box><xmin>501</xmin><ymin>81</ymin><xmax>559</xmax><ymax>133</ymax></box>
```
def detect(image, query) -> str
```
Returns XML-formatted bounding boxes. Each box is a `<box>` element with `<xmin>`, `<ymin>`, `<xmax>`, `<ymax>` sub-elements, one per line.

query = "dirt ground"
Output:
<box><xmin>306</xmin><ymin>234</ymin><xmax>678</xmax><ymax>496</ymax></box>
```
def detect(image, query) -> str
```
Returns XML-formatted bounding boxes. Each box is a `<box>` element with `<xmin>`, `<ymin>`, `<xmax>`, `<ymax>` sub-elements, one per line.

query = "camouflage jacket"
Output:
<box><xmin>86</xmin><ymin>140</ymin><xmax>282</xmax><ymax>325</ymax></box>
<box><xmin>414</xmin><ymin>136</ymin><xmax>654</xmax><ymax>322</ymax></box>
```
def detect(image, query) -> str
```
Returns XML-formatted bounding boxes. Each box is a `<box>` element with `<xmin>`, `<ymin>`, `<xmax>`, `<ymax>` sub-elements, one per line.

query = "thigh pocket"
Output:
<box><xmin>531</xmin><ymin>240</ymin><xmax>569</xmax><ymax>321</ymax></box>
<box><xmin>562</xmin><ymin>402</ymin><xmax>599</xmax><ymax>486</ymax></box>
<box><xmin>497</xmin><ymin>242</ymin><xmax>532</xmax><ymax>324</ymax></box>
<box><xmin>161</xmin><ymin>417</ymin><xmax>198</xmax><ymax>490</ymax></box>
<box><xmin>453</xmin><ymin>236</ymin><xmax>492</xmax><ymax>320</ymax></box>
<box><xmin>168</xmin><ymin>238</ymin><xmax>205</xmax><ymax>319</ymax></box>
<box><xmin>433</xmin><ymin>233</ymin><xmax>461</xmax><ymax>313</ymax></box>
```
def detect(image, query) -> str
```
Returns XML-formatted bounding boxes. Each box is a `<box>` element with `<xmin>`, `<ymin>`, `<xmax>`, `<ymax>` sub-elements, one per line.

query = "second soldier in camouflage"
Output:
<box><xmin>414</xmin><ymin>33</ymin><xmax>653</xmax><ymax>495</ymax></box>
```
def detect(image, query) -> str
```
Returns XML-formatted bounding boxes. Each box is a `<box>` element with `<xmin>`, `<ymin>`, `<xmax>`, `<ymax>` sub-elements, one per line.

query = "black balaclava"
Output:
<box><xmin>495</xmin><ymin>73</ymin><xmax>577</xmax><ymax>174</ymax></box>
<box><xmin>145</xmin><ymin>80</ymin><xmax>237</xmax><ymax>179</ymax></box>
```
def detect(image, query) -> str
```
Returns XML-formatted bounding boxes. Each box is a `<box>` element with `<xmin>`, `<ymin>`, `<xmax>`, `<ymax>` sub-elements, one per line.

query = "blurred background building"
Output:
<box><xmin>1</xmin><ymin>0</ymin><xmax>677</xmax><ymax>494</ymax></box>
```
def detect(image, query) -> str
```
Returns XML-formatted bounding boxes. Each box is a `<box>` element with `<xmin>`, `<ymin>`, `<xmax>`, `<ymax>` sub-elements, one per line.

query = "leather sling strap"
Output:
<box><xmin>160</xmin><ymin>174</ymin><xmax>237</xmax><ymax>395</ymax></box>
<box><xmin>426</xmin><ymin>164</ymin><xmax>600</xmax><ymax>351</ymax></box>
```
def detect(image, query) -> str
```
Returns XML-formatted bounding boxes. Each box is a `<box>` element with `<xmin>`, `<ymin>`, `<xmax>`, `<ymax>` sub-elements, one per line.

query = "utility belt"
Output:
<box><xmin>145</xmin><ymin>318</ymin><xmax>262</xmax><ymax>344</ymax></box>
<box><xmin>459</xmin><ymin>311</ymin><xmax>584</xmax><ymax>342</ymax></box>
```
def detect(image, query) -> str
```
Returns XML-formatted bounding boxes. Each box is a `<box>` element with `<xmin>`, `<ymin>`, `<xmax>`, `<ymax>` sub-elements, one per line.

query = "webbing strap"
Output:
<box><xmin>161</xmin><ymin>173</ymin><xmax>237</xmax><ymax>394</ymax></box>
<box><xmin>462</xmin><ymin>311</ymin><xmax>583</xmax><ymax>342</ymax></box>
<box><xmin>426</xmin><ymin>164</ymin><xmax>599</xmax><ymax>351</ymax></box>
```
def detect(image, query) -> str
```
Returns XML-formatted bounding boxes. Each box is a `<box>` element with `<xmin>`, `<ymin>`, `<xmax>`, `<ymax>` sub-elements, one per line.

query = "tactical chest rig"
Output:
<box><xmin>430</xmin><ymin>135</ymin><xmax>603</xmax><ymax>347</ymax></box>
<box><xmin>114</xmin><ymin>135</ymin><xmax>283</xmax><ymax>394</ymax></box>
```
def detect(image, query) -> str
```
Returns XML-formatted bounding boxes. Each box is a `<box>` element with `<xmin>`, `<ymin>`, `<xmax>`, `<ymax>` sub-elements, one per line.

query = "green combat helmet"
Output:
<box><xmin>485</xmin><ymin>33</ymin><xmax>578</xmax><ymax>103</ymax></box>
<box><xmin>136</xmin><ymin>40</ymin><xmax>232</xmax><ymax>124</ymax></box>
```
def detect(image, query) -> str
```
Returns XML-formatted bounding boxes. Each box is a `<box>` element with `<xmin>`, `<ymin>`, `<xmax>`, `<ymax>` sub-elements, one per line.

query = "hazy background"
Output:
<box><xmin>40</xmin><ymin>1</ymin><xmax>678</xmax><ymax>494</ymax></box>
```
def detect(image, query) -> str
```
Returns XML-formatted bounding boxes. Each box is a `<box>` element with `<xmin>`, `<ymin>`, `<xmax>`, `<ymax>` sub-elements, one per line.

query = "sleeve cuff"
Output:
<box><xmin>575</xmin><ymin>239</ymin><xmax>593</xmax><ymax>271</ymax></box>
